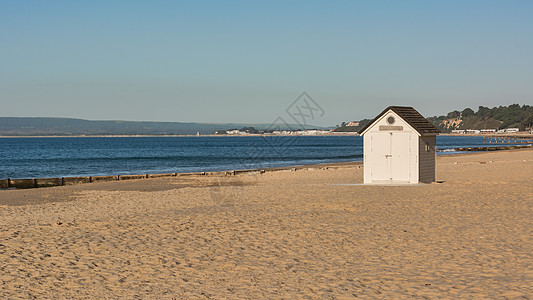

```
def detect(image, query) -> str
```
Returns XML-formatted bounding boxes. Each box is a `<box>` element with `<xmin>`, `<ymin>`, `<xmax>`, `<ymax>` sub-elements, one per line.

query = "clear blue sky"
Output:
<box><xmin>1</xmin><ymin>1</ymin><xmax>532</xmax><ymax>126</ymax></box>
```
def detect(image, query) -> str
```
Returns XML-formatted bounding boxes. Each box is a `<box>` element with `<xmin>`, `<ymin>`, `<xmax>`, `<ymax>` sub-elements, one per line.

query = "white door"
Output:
<box><xmin>371</xmin><ymin>132</ymin><xmax>410</xmax><ymax>182</ymax></box>
<box><xmin>390</xmin><ymin>133</ymin><xmax>410</xmax><ymax>182</ymax></box>
<box><xmin>371</xmin><ymin>133</ymin><xmax>391</xmax><ymax>181</ymax></box>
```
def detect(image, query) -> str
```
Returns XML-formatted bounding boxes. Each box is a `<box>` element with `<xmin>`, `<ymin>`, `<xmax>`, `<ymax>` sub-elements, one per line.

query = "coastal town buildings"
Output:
<box><xmin>453</xmin><ymin>128</ymin><xmax>522</xmax><ymax>134</ymax></box>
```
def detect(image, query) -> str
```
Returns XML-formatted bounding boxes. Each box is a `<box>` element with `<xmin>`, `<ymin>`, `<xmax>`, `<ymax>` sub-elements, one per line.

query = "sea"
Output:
<box><xmin>0</xmin><ymin>135</ymin><xmax>531</xmax><ymax>179</ymax></box>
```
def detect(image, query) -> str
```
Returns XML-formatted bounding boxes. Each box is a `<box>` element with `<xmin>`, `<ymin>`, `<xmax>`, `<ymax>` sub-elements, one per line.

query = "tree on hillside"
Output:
<box><xmin>447</xmin><ymin>110</ymin><xmax>461</xmax><ymax>118</ymax></box>
<box><xmin>239</xmin><ymin>127</ymin><xmax>259</xmax><ymax>134</ymax></box>
<box><xmin>461</xmin><ymin>108</ymin><xmax>475</xmax><ymax>117</ymax></box>
<box><xmin>476</xmin><ymin>106</ymin><xmax>492</xmax><ymax>118</ymax></box>
<box><xmin>523</xmin><ymin>111</ymin><xmax>533</xmax><ymax>130</ymax></box>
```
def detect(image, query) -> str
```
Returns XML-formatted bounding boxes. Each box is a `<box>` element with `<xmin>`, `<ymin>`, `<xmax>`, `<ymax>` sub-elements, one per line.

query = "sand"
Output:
<box><xmin>0</xmin><ymin>150</ymin><xmax>532</xmax><ymax>298</ymax></box>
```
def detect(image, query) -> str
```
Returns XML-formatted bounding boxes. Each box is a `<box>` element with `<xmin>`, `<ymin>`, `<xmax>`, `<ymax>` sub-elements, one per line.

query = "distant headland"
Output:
<box><xmin>0</xmin><ymin>117</ymin><xmax>325</xmax><ymax>137</ymax></box>
<box><xmin>334</xmin><ymin>104</ymin><xmax>533</xmax><ymax>134</ymax></box>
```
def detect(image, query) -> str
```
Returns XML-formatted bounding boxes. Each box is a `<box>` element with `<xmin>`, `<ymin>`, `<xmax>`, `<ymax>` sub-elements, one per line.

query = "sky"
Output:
<box><xmin>1</xmin><ymin>1</ymin><xmax>532</xmax><ymax>126</ymax></box>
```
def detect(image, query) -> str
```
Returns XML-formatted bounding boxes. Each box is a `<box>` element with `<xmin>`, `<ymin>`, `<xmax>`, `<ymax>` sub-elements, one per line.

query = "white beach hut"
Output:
<box><xmin>358</xmin><ymin>106</ymin><xmax>440</xmax><ymax>184</ymax></box>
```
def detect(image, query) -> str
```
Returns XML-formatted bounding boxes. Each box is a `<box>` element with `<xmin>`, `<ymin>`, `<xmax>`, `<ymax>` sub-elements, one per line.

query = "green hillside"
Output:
<box><xmin>427</xmin><ymin>104</ymin><xmax>533</xmax><ymax>133</ymax></box>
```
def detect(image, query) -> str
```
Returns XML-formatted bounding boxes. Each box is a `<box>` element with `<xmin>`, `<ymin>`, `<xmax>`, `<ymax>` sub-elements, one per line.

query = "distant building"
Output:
<box><xmin>505</xmin><ymin>128</ymin><xmax>519</xmax><ymax>133</ymax></box>
<box><xmin>465</xmin><ymin>129</ymin><xmax>480</xmax><ymax>134</ymax></box>
<box><xmin>480</xmin><ymin>129</ymin><xmax>497</xmax><ymax>133</ymax></box>
<box><xmin>226</xmin><ymin>130</ymin><xmax>244</xmax><ymax>135</ymax></box>
<box><xmin>272</xmin><ymin>130</ymin><xmax>293</xmax><ymax>135</ymax></box>
<box><xmin>297</xmin><ymin>130</ymin><xmax>331</xmax><ymax>135</ymax></box>
<box><xmin>451</xmin><ymin>130</ymin><xmax>465</xmax><ymax>134</ymax></box>
<box><xmin>346</xmin><ymin>121</ymin><xmax>360</xmax><ymax>127</ymax></box>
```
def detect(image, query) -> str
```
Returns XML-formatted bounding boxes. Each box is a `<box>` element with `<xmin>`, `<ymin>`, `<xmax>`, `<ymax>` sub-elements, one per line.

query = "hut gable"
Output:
<box><xmin>358</xmin><ymin>106</ymin><xmax>440</xmax><ymax>136</ymax></box>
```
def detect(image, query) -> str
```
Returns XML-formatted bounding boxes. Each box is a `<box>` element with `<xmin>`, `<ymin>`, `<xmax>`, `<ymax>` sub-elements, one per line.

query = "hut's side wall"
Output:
<box><xmin>410</xmin><ymin>133</ymin><xmax>419</xmax><ymax>183</ymax></box>
<box><xmin>418</xmin><ymin>135</ymin><xmax>436</xmax><ymax>183</ymax></box>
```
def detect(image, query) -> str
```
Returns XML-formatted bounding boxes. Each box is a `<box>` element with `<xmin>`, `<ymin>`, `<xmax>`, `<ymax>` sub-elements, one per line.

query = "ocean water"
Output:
<box><xmin>0</xmin><ymin>135</ymin><xmax>530</xmax><ymax>179</ymax></box>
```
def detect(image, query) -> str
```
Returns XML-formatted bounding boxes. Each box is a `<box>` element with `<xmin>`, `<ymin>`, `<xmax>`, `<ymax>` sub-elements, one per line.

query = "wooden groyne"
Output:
<box><xmin>0</xmin><ymin>172</ymin><xmax>206</xmax><ymax>190</ymax></box>
<box><xmin>451</xmin><ymin>144</ymin><xmax>532</xmax><ymax>152</ymax></box>
<box><xmin>0</xmin><ymin>161</ymin><xmax>363</xmax><ymax>190</ymax></box>
<box><xmin>443</xmin><ymin>133</ymin><xmax>533</xmax><ymax>139</ymax></box>
<box><xmin>0</xmin><ymin>170</ymin><xmax>265</xmax><ymax>190</ymax></box>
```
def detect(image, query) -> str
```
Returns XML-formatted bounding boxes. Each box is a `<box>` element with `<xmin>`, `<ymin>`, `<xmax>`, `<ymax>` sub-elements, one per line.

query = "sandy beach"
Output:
<box><xmin>0</xmin><ymin>150</ymin><xmax>532</xmax><ymax>298</ymax></box>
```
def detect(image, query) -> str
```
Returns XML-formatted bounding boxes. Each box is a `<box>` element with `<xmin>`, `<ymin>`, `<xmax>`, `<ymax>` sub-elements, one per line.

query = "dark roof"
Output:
<box><xmin>358</xmin><ymin>106</ymin><xmax>440</xmax><ymax>135</ymax></box>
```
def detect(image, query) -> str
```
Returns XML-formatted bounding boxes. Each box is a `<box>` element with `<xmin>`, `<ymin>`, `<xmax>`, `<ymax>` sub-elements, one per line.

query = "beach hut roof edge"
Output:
<box><xmin>358</xmin><ymin>106</ymin><xmax>441</xmax><ymax>135</ymax></box>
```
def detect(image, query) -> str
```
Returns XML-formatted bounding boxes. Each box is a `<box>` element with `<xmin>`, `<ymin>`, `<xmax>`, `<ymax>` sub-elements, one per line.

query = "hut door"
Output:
<box><xmin>371</xmin><ymin>133</ymin><xmax>391</xmax><ymax>181</ymax></box>
<box><xmin>371</xmin><ymin>132</ymin><xmax>410</xmax><ymax>182</ymax></box>
<box><xmin>390</xmin><ymin>133</ymin><xmax>410</xmax><ymax>182</ymax></box>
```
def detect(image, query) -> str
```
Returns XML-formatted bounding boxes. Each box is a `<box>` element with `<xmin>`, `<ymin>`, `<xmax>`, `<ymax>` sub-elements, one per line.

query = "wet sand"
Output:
<box><xmin>1</xmin><ymin>150</ymin><xmax>532</xmax><ymax>298</ymax></box>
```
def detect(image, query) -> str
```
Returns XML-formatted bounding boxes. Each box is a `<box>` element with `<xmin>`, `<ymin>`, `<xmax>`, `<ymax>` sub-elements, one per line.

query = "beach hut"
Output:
<box><xmin>358</xmin><ymin>106</ymin><xmax>440</xmax><ymax>184</ymax></box>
